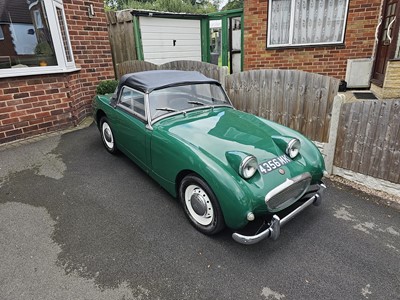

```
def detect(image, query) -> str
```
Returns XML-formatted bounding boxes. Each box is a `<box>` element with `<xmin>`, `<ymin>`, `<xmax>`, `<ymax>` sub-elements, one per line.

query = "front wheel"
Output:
<box><xmin>179</xmin><ymin>174</ymin><xmax>225</xmax><ymax>235</ymax></box>
<box><xmin>100</xmin><ymin>116</ymin><xmax>118</xmax><ymax>154</ymax></box>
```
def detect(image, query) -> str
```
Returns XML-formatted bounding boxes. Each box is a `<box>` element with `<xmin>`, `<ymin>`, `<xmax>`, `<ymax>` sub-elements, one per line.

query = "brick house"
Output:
<box><xmin>243</xmin><ymin>0</ymin><xmax>400</xmax><ymax>99</ymax></box>
<box><xmin>0</xmin><ymin>0</ymin><xmax>114</xmax><ymax>144</ymax></box>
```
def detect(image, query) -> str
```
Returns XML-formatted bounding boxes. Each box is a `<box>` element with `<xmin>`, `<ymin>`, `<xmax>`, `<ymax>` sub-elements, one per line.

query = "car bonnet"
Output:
<box><xmin>157</xmin><ymin>108</ymin><xmax>294</xmax><ymax>165</ymax></box>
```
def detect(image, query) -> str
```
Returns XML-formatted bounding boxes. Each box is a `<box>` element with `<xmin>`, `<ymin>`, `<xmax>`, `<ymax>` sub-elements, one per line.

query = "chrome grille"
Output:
<box><xmin>265</xmin><ymin>173</ymin><xmax>312</xmax><ymax>211</ymax></box>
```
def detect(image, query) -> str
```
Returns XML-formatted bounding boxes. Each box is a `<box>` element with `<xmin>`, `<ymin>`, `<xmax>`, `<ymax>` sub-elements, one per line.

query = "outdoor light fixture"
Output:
<box><xmin>88</xmin><ymin>4</ymin><xmax>95</xmax><ymax>18</ymax></box>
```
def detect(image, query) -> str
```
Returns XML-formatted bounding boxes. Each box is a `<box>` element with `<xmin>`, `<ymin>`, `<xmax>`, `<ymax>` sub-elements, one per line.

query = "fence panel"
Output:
<box><xmin>334</xmin><ymin>100</ymin><xmax>400</xmax><ymax>184</ymax></box>
<box><xmin>106</xmin><ymin>10</ymin><xmax>136</xmax><ymax>73</ymax></box>
<box><xmin>116</xmin><ymin>61</ymin><xmax>158</xmax><ymax>78</ymax></box>
<box><xmin>225</xmin><ymin>70</ymin><xmax>339</xmax><ymax>142</ymax></box>
<box><xmin>160</xmin><ymin>60</ymin><xmax>227</xmax><ymax>83</ymax></box>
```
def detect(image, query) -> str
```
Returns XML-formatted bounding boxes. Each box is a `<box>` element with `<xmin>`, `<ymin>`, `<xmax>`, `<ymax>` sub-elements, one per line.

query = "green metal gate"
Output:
<box><xmin>202</xmin><ymin>9</ymin><xmax>244</xmax><ymax>73</ymax></box>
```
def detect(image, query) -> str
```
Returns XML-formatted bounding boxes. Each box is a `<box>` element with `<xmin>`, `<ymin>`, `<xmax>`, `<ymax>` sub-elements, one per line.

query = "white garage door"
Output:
<box><xmin>139</xmin><ymin>17</ymin><xmax>202</xmax><ymax>65</ymax></box>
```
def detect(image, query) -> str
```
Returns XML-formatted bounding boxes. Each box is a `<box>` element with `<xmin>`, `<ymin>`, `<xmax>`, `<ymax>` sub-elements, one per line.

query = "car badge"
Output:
<box><xmin>279</xmin><ymin>169</ymin><xmax>285</xmax><ymax>175</ymax></box>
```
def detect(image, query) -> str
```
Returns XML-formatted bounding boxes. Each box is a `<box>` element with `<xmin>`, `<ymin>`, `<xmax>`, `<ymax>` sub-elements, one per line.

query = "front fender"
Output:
<box><xmin>260</xmin><ymin>118</ymin><xmax>326</xmax><ymax>181</ymax></box>
<box><xmin>150</xmin><ymin>130</ymin><xmax>252</xmax><ymax>229</ymax></box>
<box><xmin>93</xmin><ymin>94</ymin><xmax>118</xmax><ymax>127</ymax></box>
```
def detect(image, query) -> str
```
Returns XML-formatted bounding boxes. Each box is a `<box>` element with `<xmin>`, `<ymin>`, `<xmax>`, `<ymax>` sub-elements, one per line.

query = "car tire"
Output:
<box><xmin>100</xmin><ymin>116</ymin><xmax>118</xmax><ymax>154</ymax></box>
<box><xmin>179</xmin><ymin>174</ymin><xmax>225</xmax><ymax>235</ymax></box>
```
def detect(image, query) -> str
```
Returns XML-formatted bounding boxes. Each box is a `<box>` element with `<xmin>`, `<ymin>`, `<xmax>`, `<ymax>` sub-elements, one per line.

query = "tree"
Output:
<box><xmin>221</xmin><ymin>0</ymin><xmax>243</xmax><ymax>10</ymax></box>
<box><xmin>104</xmin><ymin>0</ymin><xmax>218</xmax><ymax>13</ymax></box>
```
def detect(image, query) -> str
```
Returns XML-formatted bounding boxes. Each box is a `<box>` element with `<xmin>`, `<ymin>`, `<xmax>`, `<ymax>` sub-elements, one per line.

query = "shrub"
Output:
<box><xmin>96</xmin><ymin>80</ymin><xmax>118</xmax><ymax>95</ymax></box>
<box><xmin>35</xmin><ymin>42</ymin><xmax>54</xmax><ymax>56</ymax></box>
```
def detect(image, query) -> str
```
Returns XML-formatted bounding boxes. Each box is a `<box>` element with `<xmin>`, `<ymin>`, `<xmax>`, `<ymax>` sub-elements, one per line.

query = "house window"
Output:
<box><xmin>267</xmin><ymin>0</ymin><xmax>349</xmax><ymax>48</ymax></box>
<box><xmin>0</xmin><ymin>0</ymin><xmax>76</xmax><ymax>77</ymax></box>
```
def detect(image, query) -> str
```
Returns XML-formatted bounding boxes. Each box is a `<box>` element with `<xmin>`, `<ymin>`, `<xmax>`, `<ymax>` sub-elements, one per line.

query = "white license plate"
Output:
<box><xmin>259</xmin><ymin>155</ymin><xmax>292</xmax><ymax>174</ymax></box>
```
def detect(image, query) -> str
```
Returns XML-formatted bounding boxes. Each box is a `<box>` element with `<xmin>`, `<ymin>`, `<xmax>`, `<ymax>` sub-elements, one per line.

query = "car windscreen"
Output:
<box><xmin>149</xmin><ymin>83</ymin><xmax>231</xmax><ymax>120</ymax></box>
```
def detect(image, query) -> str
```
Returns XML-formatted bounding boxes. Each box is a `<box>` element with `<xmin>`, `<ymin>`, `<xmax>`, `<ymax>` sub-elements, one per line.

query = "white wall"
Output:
<box><xmin>139</xmin><ymin>17</ymin><xmax>202</xmax><ymax>65</ymax></box>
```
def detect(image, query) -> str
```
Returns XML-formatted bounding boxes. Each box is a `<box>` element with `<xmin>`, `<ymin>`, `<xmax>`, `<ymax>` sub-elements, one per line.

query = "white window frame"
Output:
<box><xmin>52</xmin><ymin>0</ymin><xmax>75</xmax><ymax>68</ymax></box>
<box><xmin>0</xmin><ymin>0</ymin><xmax>78</xmax><ymax>78</ymax></box>
<box><xmin>267</xmin><ymin>0</ymin><xmax>350</xmax><ymax>48</ymax></box>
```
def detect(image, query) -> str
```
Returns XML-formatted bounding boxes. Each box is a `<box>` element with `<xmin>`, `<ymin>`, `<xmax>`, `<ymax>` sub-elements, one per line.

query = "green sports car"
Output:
<box><xmin>93</xmin><ymin>70</ymin><xmax>326</xmax><ymax>245</ymax></box>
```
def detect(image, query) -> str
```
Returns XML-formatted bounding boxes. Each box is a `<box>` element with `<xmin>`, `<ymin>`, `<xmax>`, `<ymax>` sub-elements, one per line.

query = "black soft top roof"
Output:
<box><xmin>118</xmin><ymin>70</ymin><xmax>220</xmax><ymax>93</ymax></box>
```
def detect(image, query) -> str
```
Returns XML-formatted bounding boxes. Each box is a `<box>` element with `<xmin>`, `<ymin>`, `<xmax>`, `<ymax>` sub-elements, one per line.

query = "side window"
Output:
<box><xmin>119</xmin><ymin>87</ymin><xmax>145</xmax><ymax>119</ymax></box>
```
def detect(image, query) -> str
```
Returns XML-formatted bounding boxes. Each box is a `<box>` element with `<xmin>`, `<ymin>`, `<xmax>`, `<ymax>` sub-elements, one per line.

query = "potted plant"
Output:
<box><xmin>34</xmin><ymin>41</ymin><xmax>54</xmax><ymax>66</ymax></box>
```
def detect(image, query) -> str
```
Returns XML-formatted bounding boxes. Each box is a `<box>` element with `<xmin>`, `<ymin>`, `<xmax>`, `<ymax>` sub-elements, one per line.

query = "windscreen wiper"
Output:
<box><xmin>188</xmin><ymin>101</ymin><xmax>205</xmax><ymax>106</ymax></box>
<box><xmin>156</xmin><ymin>107</ymin><xmax>178</xmax><ymax>112</ymax></box>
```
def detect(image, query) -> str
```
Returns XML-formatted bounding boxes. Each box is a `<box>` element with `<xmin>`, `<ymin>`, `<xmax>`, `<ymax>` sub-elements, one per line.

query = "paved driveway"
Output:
<box><xmin>0</xmin><ymin>125</ymin><xmax>399</xmax><ymax>300</ymax></box>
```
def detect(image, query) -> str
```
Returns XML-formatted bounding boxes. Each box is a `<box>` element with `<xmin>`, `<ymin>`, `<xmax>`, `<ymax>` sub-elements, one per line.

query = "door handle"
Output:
<box><xmin>387</xmin><ymin>17</ymin><xmax>396</xmax><ymax>43</ymax></box>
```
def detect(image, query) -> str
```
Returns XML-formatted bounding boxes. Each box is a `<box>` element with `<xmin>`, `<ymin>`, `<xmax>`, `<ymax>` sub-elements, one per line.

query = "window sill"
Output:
<box><xmin>265</xmin><ymin>43</ymin><xmax>346</xmax><ymax>50</ymax></box>
<box><xmin>0</xmin><ymin>66</ymin><xmax>81</xmax><ymax>79</ymax></box>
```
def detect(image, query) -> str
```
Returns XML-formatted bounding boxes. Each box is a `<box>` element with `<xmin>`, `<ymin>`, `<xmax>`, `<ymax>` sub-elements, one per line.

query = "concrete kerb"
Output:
<box><xmin>0</xmin><ymin>117</ymin><xmax>94</xmax><ymax>151</ymax></box>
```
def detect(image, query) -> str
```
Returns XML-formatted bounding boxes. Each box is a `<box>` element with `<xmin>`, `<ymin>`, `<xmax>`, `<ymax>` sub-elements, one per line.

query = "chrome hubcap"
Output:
<box><xmin>102</xmin><ymin>122</ymin><xmax>114</xmax><ymax>149</ymax></box>
<box><xmin>185</xmin><ymin>184</ymin><xmax>214</xmax><ymax>226</ymax></box>
<box><xmin>104</xmin><ymin>128</ymin><xmax>112</xmax><ymax>143</ymax></box>
<box><xmin>190</xmin><ymin>193</ymin><xmax>207</xmax><ymax>216</ymax></box>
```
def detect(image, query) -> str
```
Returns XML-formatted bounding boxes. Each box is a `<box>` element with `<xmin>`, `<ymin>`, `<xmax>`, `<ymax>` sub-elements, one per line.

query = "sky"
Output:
<box><xmin>216</xmin><ymin>0</ymin><xmax>229</xmax><ymax>9</ymax></box>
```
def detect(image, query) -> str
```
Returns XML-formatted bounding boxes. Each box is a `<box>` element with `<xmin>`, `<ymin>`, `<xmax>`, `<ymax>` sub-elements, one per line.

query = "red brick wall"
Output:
<box><xmin>244</xmin><ymin>0</ymin><xmax>382</xmax><ymax>78</ymax></box>
<box><xmin>0</xmin><ymin>0</ymin><xmax>114</xmax><ymax>144</ymax></box>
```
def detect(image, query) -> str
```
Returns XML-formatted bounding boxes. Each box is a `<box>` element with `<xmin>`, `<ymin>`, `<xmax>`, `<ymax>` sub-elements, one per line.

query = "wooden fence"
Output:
<box><xmin>115</xmin><ymin>60</ymin><xmax>228</xmax><ymax>84</ymax></box>
<box><xmin>116</xmin><ymin>60</ymin><xmax>158</xmax><ymax>78</ymax></box>
<box><xmin>161</xmin><ymin>61</ymin><xmax>228</xmax><ymax>84</ymax></box>
<box><xmin>114</xmin><ymin>61</ymin><xmax>338</xmax><ymax>144</ymax></box>
<box><xmin>334</xmin><ymin>100</ymin><xmax>400</xmax><ymax>184</ymax></box>
<box><xmin>105</xmin><ymin>10</ymin><xmax>137</xmax><ymax>76</ymax></box>
<box><xmin>225</xmin><ymin>70</ymin><xmax>339</xmax><ymax>143</ymax></box>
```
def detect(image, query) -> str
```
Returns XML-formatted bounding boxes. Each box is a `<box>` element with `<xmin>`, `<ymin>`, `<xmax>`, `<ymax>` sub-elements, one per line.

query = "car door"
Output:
<box><xmin>113</xmin><ymin>86</ymin><xmax>149</xmax><ymax>171</ymax></box>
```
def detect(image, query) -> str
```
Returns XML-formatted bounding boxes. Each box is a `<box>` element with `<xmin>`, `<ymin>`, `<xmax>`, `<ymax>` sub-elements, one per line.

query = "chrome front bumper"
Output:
<box><xmin>232</xmin><ymin>182</ymin><xmax>326</xmax><ymax>245</ymax></box>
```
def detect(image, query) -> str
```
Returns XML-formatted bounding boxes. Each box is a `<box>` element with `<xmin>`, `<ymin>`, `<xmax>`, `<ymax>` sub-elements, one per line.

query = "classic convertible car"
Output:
<box><xmin>93</xmin><ymin>70</ymin><xmax>326</xmax><ymax>244</ymax></box>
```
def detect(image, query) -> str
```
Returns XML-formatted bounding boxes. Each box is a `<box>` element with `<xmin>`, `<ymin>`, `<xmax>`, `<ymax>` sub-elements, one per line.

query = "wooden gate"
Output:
<box><xmin>105</xmin><ymin>10</ymin><xmax>137</xmax><ymax>76</ymax></box>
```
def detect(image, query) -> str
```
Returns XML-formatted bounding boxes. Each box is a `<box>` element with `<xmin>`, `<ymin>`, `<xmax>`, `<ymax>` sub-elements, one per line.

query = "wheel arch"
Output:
<box><xmin>152</xmin><ymin>130</ymin><xmax>252</xmax><ymax>229</ymax></box>
<box><xmin>175</xmin><ymin>169</ymin><xmax>195</xmax><ymax>197</ymax></box>
<box><xmin>174</xmin><ymin>163</ymin><xmax>250</xmax><ymax>230</ymax></box>
<box><xmin>96</xmin><ymin>109</ymin><xmax>107</xmax><ymax>128</ymax></box>
<box><xmin>179</xmin><ymin>172</ymin><xmax>226</xmax><ymax>235</ymax></box>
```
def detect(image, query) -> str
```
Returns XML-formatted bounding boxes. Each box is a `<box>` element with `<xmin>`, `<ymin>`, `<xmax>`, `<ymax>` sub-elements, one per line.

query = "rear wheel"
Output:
<box><xmin>179</xmin><ymin>174</ymin><xmax>225</xmax><ymax>235</ymax></box>
<box><xmin>100</xmin><ymin>117</ymin><xmax>117</xmax><ymax>154</ymax></box>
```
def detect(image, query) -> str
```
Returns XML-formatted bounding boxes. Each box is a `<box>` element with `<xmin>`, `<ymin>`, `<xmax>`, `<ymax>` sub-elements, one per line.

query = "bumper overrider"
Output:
<box><xmin>232</xmin><ymin>173</ymin><xmax>326</xmax><ymax>245</ymax></box>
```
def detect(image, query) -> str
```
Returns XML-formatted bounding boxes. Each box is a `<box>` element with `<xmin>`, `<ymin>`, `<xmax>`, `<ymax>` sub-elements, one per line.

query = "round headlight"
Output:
<box><xmin>286</xmin><ymin>139</ymin><xmax>301</xmax><ymax>159</ymax></box>
<box><xmin>239</xmin><ymin>156</ymin><xmax>258</xmax><ymax>179</ymax></box>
